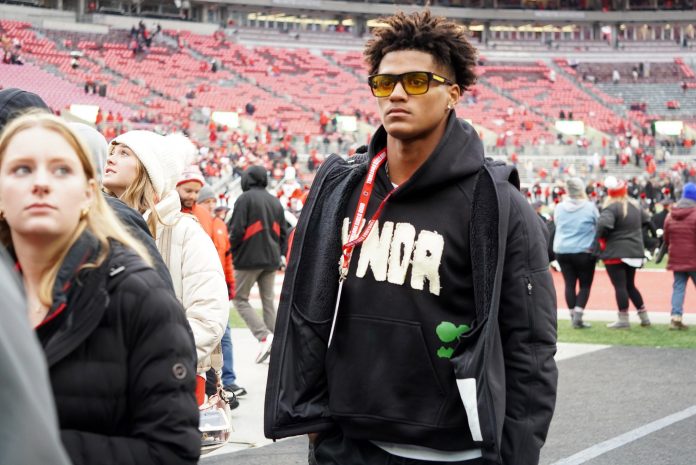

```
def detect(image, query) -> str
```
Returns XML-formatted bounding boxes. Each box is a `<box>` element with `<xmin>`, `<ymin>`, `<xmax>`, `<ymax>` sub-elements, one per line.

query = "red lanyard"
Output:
<box><xmin>329</xmin><ymin>149</ymin><xmax>394</xmax><ymax>347</ymax></box>
<box><xmin>339</xmin><ymin>148</ymin><xmax>395</xmax><ymax>281</ymax></box>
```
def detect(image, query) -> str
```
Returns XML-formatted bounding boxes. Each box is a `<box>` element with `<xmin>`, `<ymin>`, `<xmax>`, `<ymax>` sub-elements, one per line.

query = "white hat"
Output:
<box><xmin>111</xmin><ymin>131</ymin><xmax>195</xmax><ymax>199</ymax></box>
<box><xmin>177</xmin><ymin>164</ymin><xmax>205</xmax><ymax>187</ymax></box>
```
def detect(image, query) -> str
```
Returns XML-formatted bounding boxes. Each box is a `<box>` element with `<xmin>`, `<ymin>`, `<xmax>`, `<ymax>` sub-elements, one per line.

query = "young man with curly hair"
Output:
<box><xmin>265</xmin><ymin>11</ymin><xmax>557</xmax><ymax>465</ymax></box>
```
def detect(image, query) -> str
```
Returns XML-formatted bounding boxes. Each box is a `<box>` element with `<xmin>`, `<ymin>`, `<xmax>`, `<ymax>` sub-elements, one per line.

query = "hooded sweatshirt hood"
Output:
<box><xmin>241</xmin><ymin>165</ymin><xmax>268</xmax><ymax>191</ymax></box>
<box><xmin>367</xmin><ymin>113</ymin><xmax>485</xmax><ymax>200</ymax></box>
<box><xmin>69</xmin><ymin>122</ymin><xmax>107</xmax><ymax>181</ymax></box>
<box><xmin>672</xmin><ymin>198</ymin><xmax>696</xmax><ymax>214</ymax></box>
<box><xmin>0</xmin><ymin>88</ymin><xmax>50</xmax><ymax>130</ymax></box>
<box><xmin>558</xmin><ymin>197</ymin><xmax>589</xmax><ymax>213</ymax></box>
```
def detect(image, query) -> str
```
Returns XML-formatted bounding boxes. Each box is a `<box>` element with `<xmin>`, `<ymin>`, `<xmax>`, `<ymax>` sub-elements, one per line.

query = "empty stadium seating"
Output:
<box><xmin>2</xmin><ymin>18</ymin><xmax>696</xmax><ymax>162</ymax></box>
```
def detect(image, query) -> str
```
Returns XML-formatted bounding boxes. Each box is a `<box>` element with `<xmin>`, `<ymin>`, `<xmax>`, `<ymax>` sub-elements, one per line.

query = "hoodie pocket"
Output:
<box><xmin>326</xmin><ymin>315</ymin><xmax>446</xmax><ymax>426</ymax></box>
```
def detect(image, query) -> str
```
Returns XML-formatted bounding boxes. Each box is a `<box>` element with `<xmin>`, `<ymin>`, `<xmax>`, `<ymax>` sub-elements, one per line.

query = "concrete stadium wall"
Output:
<box><xmin>90</xmin><ymin>13</ymin><xmax>219</xmax><ymax>34</ymax></box>
<box><xmin>0</xmin><ymin>4</ymin><xmax>75</xmax><ymax>24</ymax></box>
<box><xmin>42</xmin><ymin>19</ymin><xmax>108</xmax><ymax>33</ymax></box>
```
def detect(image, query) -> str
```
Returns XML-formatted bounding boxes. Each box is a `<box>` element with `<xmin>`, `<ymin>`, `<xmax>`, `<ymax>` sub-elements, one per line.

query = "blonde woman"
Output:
<box><xmin>597</xmin><ymin>176</ymin><xmax>652</xmax><ymax>329</ymax></box>
<box><xmin>0</xmin><ymin>113</ymin><xmax>200</xmax><ymax>464</ymax></box>
<box><xmin>102</xmin><ymin>130</ymin><xmax>228</xmax><ymax>403</ymax></box>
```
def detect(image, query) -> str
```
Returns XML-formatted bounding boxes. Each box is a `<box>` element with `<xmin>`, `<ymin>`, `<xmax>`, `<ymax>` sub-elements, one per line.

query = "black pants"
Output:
<box><xmin>556</xmin><ymin>253</ymin><xmax>596</xmax><ymax>309</ymax></box>
<box><xmin>605</xmin><ymin>262</ymin><xmax>645</xmax><ymax>311</ymax></box>
<box><xmin>310</xmin><ymin>429</ymin><xmax>485</xmax><ymax>465</ymax></box>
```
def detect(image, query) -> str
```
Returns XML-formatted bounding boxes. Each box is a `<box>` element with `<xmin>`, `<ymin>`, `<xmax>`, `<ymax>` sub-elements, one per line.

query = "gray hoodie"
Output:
<box><xmin>0</xmin><ymin>247</ymin><xmax>71</xmax><ymax>465</ymax></box>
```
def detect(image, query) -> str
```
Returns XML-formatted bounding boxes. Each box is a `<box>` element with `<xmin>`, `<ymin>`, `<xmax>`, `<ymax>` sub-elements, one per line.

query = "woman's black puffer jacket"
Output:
<box><xmin>35</xmin><ymin>232</ymin><xmax>201</xmax><ymax>465</ymax></box>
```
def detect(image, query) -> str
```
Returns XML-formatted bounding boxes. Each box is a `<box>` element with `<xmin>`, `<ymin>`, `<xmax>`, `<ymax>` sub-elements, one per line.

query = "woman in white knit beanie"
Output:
<box><xmin>102</xmin><ymin>130</ymin><xmax>228</xmax><ymax>404</ymax></box>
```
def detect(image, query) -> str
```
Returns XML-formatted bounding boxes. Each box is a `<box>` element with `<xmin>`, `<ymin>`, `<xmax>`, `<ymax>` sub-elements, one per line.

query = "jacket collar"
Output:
<box><xmin>367</xmin><ymin>113</ymin><xmax>485</xmax><ymax>199</ymax></box>
<box><xmin>146</xmin><ymin>190</ymin><xmax>182</xmax><ymax>223</ymax></box>
<box><xmin>35</xmin><ymin>231</ymin><xmax>111</xmax><ymax>367</ymax></box>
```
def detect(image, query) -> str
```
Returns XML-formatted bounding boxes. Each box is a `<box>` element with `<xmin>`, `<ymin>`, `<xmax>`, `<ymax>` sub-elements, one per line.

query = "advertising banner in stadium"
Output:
<box><xmin>212</xmin><ymin>111</ymin><xmax>239</xmax><ymax>129</ymax></box>
<box><xmin>555</xmin><ymin>120</ymin><xmax>585</xmax><ymax>136</ymax></box>
<box><xmin>69</xmin><ymin>104</ymin><xmax>100</xmax><ymax>124</ymax></box>
<box><xmin>654</xmin><ymin>121</ymin><xmax>683</xmax><ymax>136</ymax></box>
<box><xmin>336</xmin><ymin>115</ymin><xmax>357</xmax><ymax>132</ymax></box>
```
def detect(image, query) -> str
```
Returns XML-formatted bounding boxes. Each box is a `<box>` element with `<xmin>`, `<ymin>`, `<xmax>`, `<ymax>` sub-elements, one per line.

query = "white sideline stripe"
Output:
<box><xmin>550</xmin><ymin>405</ymin><xmax>696</xmax><ymax>465</ymax></box>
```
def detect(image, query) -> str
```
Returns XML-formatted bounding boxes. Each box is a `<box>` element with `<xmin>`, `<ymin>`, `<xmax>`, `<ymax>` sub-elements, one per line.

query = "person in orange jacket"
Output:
<box><xmin>196</xmin><ymin>185</ymin><xmax>235</xmax><ymax>296</ymax></box>
<box><xmin>197</xmin><ymin>184</ymin><xmax>246</xmax><ymax>399</ymax></box>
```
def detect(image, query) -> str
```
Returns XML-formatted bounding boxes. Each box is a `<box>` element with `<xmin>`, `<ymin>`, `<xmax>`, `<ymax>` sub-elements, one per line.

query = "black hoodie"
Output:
<box><xmin>265</xmin><ymin>114</ymin><xmax>557</xmax><ymax>465</ymax></box>
<box><xmin>229</xmin><ymin>166</ymin><xmax>288</xmax><ymax>269</ymax></box>
<box><xmin>327</xmin><ymin>117</ymin><xmax>486</xmax><ymax>450</ymax></box>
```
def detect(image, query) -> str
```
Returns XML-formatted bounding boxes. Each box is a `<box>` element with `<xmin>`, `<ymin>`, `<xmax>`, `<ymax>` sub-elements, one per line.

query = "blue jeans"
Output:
<box><xmin>671</xmin><ymin>271</ymin><xmax>696</xmax><ymax>317</ymax></box>
<box><xmin>221</xmin><ymin>326</ymin><xmax>236</xmax><ymax>387</ymax></box>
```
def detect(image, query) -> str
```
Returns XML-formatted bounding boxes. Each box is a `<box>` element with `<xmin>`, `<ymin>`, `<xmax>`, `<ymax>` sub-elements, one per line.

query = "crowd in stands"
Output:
<box><xmin>2</xmin><ymin>19</ymin><xmax>696</xmax><ymax>201</ymax></box>
<box><xmin>128</xmin><ymin>20</ymin><xmax>162</xmax><ymax>55</ymax></box>
<box><xmin>1</xmin><ymin>34</ymin><xmax>23</xmax><ymax>65</ymax></box>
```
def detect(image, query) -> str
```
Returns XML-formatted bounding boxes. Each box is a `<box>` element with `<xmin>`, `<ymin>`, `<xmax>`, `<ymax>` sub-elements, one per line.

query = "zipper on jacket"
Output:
<box><xmin>525</xmin><ymin>277</ymin><xmax>533</xmax><ymax>296</ymax></box>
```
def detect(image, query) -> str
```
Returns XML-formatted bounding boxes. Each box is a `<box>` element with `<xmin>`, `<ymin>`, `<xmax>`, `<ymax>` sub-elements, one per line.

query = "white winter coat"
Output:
<box><xmin>146</xmin><ymin>191</ymin><xmax>228</xmax><ymax>371</ymax></box>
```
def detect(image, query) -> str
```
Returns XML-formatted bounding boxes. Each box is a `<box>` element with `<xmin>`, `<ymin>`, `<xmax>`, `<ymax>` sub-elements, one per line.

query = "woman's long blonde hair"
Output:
<box><xmin>602</xmin><ymin>192</ymin><xmax>639</xmax><ymax>218</ymax></box>
<box><xmin>102</xmin><ymin>145</ymin><xmax>161</xmax><ymax>239</ymax></box>
<box><xmin>0</xmin><ymin>112</ymin><xmax>152</xmax><ymax>307</ymax></box>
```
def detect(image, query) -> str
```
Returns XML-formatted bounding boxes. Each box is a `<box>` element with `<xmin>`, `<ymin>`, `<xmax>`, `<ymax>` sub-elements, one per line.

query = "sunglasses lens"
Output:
<box><xmin>370</xmin><ymin>75</ymin><xmax>396</xmax><ymax>97</ymax></box>
<box><xmin>403</xmin><ymin>72</ymin><xmax>430</xmax><ymax>95</ymax></box>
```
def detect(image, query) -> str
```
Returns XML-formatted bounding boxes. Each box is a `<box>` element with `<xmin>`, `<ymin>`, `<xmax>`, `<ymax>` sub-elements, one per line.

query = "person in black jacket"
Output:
<box><xmin>597</xmin><ymin>176</ymin><xmax>652</xmax><ymax>329</ymax></box>
<box><xmin>264</xmin><ymin>11</ymin><xmax>557</xmax><ymax>465</ymax></box>
<box><xmin>0</xmin><ymin>112</ymin><xmax>200</xmax><ymax>465</ymax></box>
<box><xmin>229</xmin><ymin>165</ymin><xmax>287</xmax><ymax>364</ymax></box>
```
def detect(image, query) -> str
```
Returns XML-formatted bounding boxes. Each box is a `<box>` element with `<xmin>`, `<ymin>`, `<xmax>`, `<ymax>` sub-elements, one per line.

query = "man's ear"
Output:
<box><xmin>448</xmin><ymin>83</ymin><xmax>462</xmax><ymax>106</ymax></box>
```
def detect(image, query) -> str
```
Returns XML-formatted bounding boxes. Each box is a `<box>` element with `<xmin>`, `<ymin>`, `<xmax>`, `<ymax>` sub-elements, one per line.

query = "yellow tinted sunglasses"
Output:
<box><xmin>368</xmin><ymin>71</ymin><xmax>454</xmax><ymax>98</ymax></box>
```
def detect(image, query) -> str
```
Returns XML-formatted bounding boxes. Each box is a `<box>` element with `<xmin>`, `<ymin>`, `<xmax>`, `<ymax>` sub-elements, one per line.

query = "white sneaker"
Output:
<box><xmin>255</xmin><ymin>333</ymin><xmax>274</xmax><ymax>364</ymax></box>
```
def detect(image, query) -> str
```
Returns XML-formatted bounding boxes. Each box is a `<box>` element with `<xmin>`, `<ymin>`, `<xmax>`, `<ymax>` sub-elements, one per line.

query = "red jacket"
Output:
<box><xmin>664</xmin><ymin>201</ymin><xmax>696</xmax><ymax>271</ymax></box>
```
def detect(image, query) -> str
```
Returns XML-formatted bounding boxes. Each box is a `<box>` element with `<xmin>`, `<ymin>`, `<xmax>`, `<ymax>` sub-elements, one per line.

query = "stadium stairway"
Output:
<box><xmin>548</xmin><ymin>59</ymin><xmax>631</xmax><ymax>123</ymax></box>
<box><xmin>477</xmin><ymin>75</ymin><xmax>556</xmax><ymax>127</ymax></box>
<box><xmin>597</xmin><ymin>82</ymin><xmax>696</xmax><ymax>119</ymax></box>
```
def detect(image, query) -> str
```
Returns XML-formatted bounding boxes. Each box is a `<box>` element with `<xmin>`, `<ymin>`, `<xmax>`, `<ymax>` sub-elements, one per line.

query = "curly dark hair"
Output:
<box><xmin>363</xmin><ymin>10</ymin><xmax>478</xmax><ymax>91</ymax></box>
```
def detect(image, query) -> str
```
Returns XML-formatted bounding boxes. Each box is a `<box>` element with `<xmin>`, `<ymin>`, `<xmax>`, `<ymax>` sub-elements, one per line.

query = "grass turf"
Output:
<box><xmin>229</xmin><ymin>308</ymin><xmax>696</xmax><ymax>349</ymax></box>
<box><xmin>228</xmin><ymin>308</ymin><xmax>247</xmax><ymax>329</ymax></box>
<box><xmin>558</xmin><ymin>320</ymin><xmax>696</xmax><ymax>349</ymax></box>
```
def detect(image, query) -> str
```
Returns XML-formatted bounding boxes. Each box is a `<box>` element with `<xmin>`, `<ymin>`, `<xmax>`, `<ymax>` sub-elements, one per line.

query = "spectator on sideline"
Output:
<box><xmin>553</xmin><ymin>178</ymin><xmax>599</xmax><ymax>329</ymax></box>
<box><xmin>215</xmin><ymin>205</ymin><xmax>230</xmax><ymax>221</ymax></box>
<box><xmin>0</xmin><ymin>113</ymin><xmax>200</xmax><ymax>464</ymax></box>
<box><xmin>597</xmin><ymin>176</ymin><xmax>652</xmax><ymax>329</ymax></box>
<box><xmin>651</xmin><ymin>198</ymin><xmax>672</xmax><ymax>231</ymax></box>
<box><xmin>265</xmin><ymin>11</ymin><xmax>557</xmax><ymax>465</ymax></box>
<box><xmin>197</xmin><ymin>185</ymin><xmax>246</xmax><ymax>398</ymax></box>
<box><xmin>229</xmin><ymin>165</ymin><xmax>287</xmax><ymax>364</ymax></box>
<box><xmin>103</xmin><ymin>130</ymin><xmax>228</xmax><ymax>405</ymax></box>
<box><xmin>663</xmin><ymin>182</ymin><xmax>696</xmax><ymax>331</ymax></box>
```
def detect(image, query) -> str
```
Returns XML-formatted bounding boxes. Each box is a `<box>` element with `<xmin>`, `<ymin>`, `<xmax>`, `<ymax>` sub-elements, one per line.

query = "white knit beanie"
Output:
<box><xmin>111</xmin><ymin>131</ymin><xmax>194</xmax><ymax>199</ymax></box>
